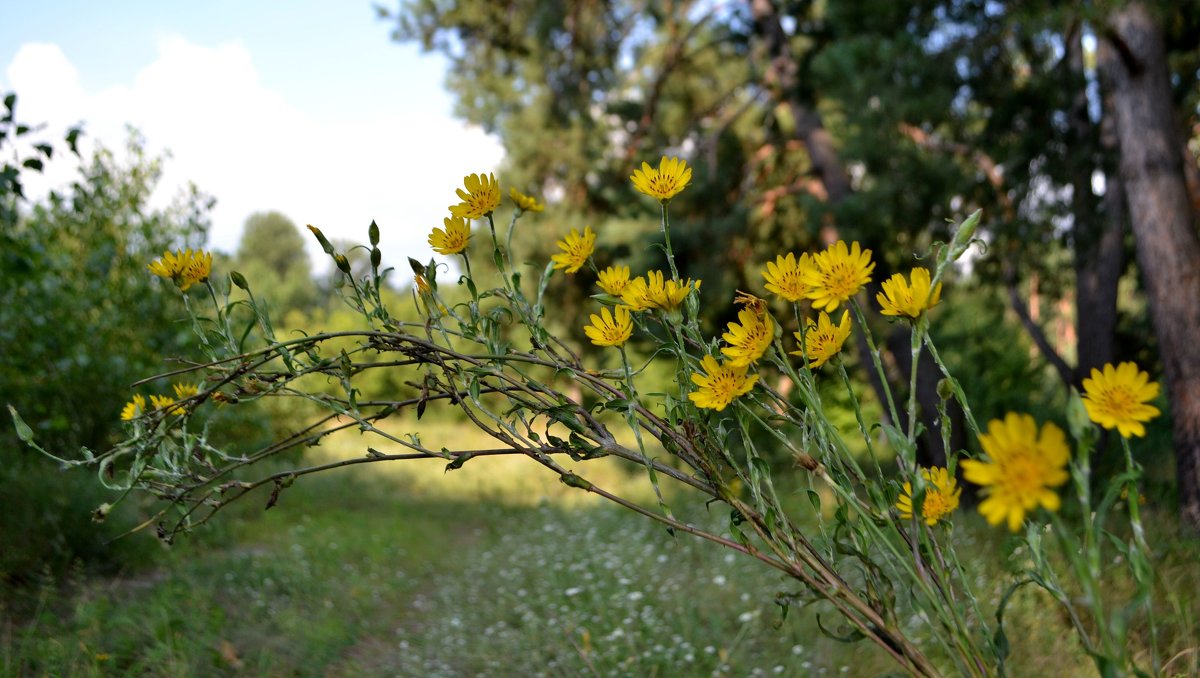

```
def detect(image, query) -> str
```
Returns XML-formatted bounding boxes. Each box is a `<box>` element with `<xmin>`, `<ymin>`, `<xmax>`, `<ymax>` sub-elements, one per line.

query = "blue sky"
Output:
<box><xmin>1</xmin><ymin>1</ymin><xmax>502</xmax><ymax>273</ymax></box>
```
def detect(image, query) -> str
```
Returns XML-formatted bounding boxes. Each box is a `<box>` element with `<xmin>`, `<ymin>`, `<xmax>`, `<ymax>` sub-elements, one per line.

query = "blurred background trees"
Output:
<box><xmin>381</xmin><ymin>0</ymin><xmax>1200</xmax><ymax>526</ymax></box>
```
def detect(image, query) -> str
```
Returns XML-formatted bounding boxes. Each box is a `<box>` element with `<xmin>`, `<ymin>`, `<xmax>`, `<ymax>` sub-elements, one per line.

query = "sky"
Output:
<box><xmin>0</xmin><ymin>0</ymin><xmax>503</xmax><ymax>278</ymax></box>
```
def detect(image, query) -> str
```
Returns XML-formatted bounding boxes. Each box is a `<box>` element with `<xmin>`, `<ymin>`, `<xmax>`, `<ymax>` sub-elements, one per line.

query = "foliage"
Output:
<box><xmin>0</xmin><ymin>93</ymin><xmax>223</xmax><ymax>582</ymax></box>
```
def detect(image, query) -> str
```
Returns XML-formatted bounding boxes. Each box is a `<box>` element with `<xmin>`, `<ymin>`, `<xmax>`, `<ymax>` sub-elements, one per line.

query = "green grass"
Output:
<box><xmin>3</xmin><ymin>419</ymin><xmax>1198</xmax><ymax>676</ymax></box>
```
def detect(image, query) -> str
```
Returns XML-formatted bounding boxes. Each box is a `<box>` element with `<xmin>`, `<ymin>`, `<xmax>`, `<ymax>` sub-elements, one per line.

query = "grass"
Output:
<box><xmin>2</xmin><ymin>417</ymin><xmax>1198</xmax><ymax>677</ymax></box>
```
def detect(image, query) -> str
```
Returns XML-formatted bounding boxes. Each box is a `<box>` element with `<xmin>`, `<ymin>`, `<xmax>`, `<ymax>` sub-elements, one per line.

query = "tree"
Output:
<box><xmin>233</xmin><ymin>211</ymin><xmax>317</xmax><ymax>317</ymax></box>
<box><xmin>1</xmin><ymin>100</ymin><xmax>214</xmax><ymax>578</ymax></box>
<box><xmin>1102</xmin><ymin>2</ymin><xmax>1200</xmax><ymax>528</ymax></box>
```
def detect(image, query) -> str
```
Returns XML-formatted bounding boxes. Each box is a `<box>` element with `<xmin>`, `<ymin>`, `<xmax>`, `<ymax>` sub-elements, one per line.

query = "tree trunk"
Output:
<box><xmin>1104</xmin><ymin>3</ymin><xmax>1200</xmax><ymax>530</ymax></box>
<box><xmin>1070</xmin><ymin>28</ymin><xmax>1124</xmax><ymax>386</ymax></box>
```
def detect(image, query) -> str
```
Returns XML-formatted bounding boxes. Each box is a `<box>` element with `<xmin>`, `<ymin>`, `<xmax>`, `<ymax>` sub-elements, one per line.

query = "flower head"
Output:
<box><xmin>149</xmin><ymin>393</ymin><xmax>177</xmax><ymax>414</ymax></box>
<box><xmin>896</xmin><ymin>467</ymin><xmax>961</xmax><ymax>526</ymax></box>
<box><xmin>792</xmin><ymin>310</ymin><xmax>852</xmax><ymax>369</ymax></box>
<box><xmin>721</xmin><ymin>307</ymin><xmax>775</xmax><ymax>367</ymax></box>
<box><xmin>802</xmin><ymin>241</ymin><xmax>874</xmax><ymax>311</ymax></box>
<box><xmin>644</xmin><ymin>270</ymin><xmax>700</xmax><ymax>310</ymax></box>
<box><xmin>120</xmin><ymin>394</ymin><xmax>147</xmax><ymax>421</ymax></box>
<box><xmin>173</xmin><ymin>383</ymin><xmax>199</xmax><ymax>401</ymax></box>
<box><xmin>597</xmin><ymin>265</ymin><xmax>632</xmax><ymax>296</ymax></box>
<box><xmin>148</xmin><ymin>249</ymin><xmax>213</xmax><ymax>291</ymax></box>
<box><xmin>762</xmin><ymin>252</ymin><xmax>815</xmax><ymax>302</ymax></box>
<box><xmin>428</xmin><ymin>215</ymin><xmax>472</xmax><ymax>255</ymax></box>
<box><xmin>509</xmin><ymin>188</ymin><xmax>544</xmax><ymax>213</ymax></box>
<box><xmin>962</xmin><ymin>413</ymin><xmax>1070</xmax><ymax>532</ymax></box>
<box><xmin>449</xmin><ymin>172</ymin><xmax>501</xmax><ymax>219</ymax></box>
<box><xmin>583</xmin><ymin>306</ymin><xmax>634</xmax><ymax>347</ymax></box>
<box><xmin>630</xmin><ymin>156</ymin><xmax>692</xmax><ymax>202</ymax></box>
<box><xmin>550</xmin><ymin>226</ymin><xmax>596</xmax><ymax>274</ymax></box>
<box><xmin>877</xmin><ymin>267</ymin><xmax>942</xmax><ymax>319</ymax></box>
<box><xmin>1081</xmin><ymin>362</ymin><xmax>1161</xmax><ymax>438</ymax></box>
<box><xmin>688</xmin><ymin>355</ymin><xmax>758</xmax><ymax>411</ymax></box>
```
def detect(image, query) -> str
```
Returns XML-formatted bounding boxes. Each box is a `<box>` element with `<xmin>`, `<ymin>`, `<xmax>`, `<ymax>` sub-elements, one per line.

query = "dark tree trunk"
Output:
<box><xmin>1104</xmin><ymin>3</ymin><xmax>1200</xmax><ymax>530</ymax></box>
<box><xmin>1071</xmin><ymin>29</ymin><xmax>1125</xmax><ymax>386</ymax></box>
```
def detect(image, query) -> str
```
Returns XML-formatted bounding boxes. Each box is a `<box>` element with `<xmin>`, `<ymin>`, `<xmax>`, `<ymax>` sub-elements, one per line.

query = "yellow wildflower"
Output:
<box><xmin>762</xmin><ymin>252</ymin><xmax>815</xmax><ymax>302</ymax></box>
<box><xmin>449</xmin><ymin>172</ymin><xmax>501</xmax><ymax>219</ymax></box>
<box><xmin>896</xmin><ymin>467</ymin><xmax>961</xmax><ymax>526</ymax></box>
<box><xmin>801</xmin><ymin>241</ymin><xmax>874</xmax><ymax>311</ymax></box>
<box><xmin>550</xmin><ymin>226</ymin><xmax>596</xmax><ymax>274</ymax></box>
<box><xmin>630</xmin><ymin>156</ymin><xmax>692</xmax><ymax>202</ymax></box>
<box><xmin>509</xmin><ymin>188</ymin><xmax>544</xmax><ymax>213</ymax></box>
<box><xmin>962</xmin><ymin>413</ymin><xmax>1070</xmax><ymax>532</ymax></box>
<box><xmin>644</xmin><ymin>270</ymin><xmax>699</xmax><ymax>310</ymax></box>
<box><xmin>792</xmin><ymin>311</ymin><xmax>852</xmax><ymax>369</ymax></box>
<box><xmin>597</xmin><ymin>265</ymin><xmax>632</xmax><ymax>296</ymax></box>
<box><xmin>583</xmin><ymin>306</ymin><xmax>634</xmax><ymax>347</ymax></box>
<box><xmin>620</xmin><ymin>276</ymin><xmax>653</xmax><ymax>311</ymax></box>
<box><xmin>688</xmin><ymin>355</ymin><xmax>758</xmax><ymax>411</ymax></box>
<box><xmin>721</xmin><ymin>307</ymin><xmax>774</xmax><ymax>366</ymax></box>
<box><xmin>148</xmin><ymin>249</ymin><xmax>212</xmax><ymax>291</ymax></box>
<box><xmin>428</xmin><ymin>215</ymin><xmax>471</xmax><ymax>255</ymax></box>
<box><xmin>877</xmin><ymin>267</ymin><xmax>942</xmax><ymax>319</ymax></box>
<box><xmin>120</xmin><ymin>394</ymin><xmax>146</xmax><ymax>421</ymax></box>
<box><xmin>1081</xmin><ymin>362</ymin><xmax>1161</xmax><ymax>438</ymax></box>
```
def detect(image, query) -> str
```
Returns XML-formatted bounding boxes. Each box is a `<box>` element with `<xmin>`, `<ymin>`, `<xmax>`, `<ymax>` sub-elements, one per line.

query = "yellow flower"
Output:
<box><xmin>173</xmin><ymin>383</ymin><xmax>199</xmax><ymax>400</ymax></box>
<box><xmin>509</xmin><ymin>188</ymin><xmax>544</xmax><ymax>213</ymax></box>
<box><xmin>688</xmin><ymin>355</ymin><xmax>758</xmax><ymax>411</ymax></box>
<box><xmin>597</xmin><ymin>265</ymin><xmax>631</xmax><ymax>296</ymax></box>
<box><xmin>428</xmin><ymin>215</ymin><xmax>471</xmax><ymax>255</ymax></box>
<box><xmin>644</xmin><ymin>270</ymin><xmax>700</xmax><ymax>310</ymax></box>
<box><xmin>449</xmin><ymin>172</ymin><xmax>501</xmax><ymax>219</ymax></box>
<box><xmin>791</xmin><ymin>310</ymin><xmax>852</xmax><ymax>369</ymax></box>
<box><xmin>721</xmin><ymin>307</ymin><xmax>775</xmax><ymax>366</ymax></box>
<box><xmin>802</xmin><ymin>241</ymin><xmax>874</xmax><ymax>311</ymax></box>
<box><xmin>415</xmin><ymin>273</ymin><xmax>433</xmax><ymax>296</ymax></box>
<box><xmin>583</xmin><ymin>306</ymin><xmax>634</xmax><ymax>347</ymax></box>
<box><xmin>1081</xmin><ymin>362</ymin><xmax>1161</xmax><ymax>438</ymax></box>
<box><xmin>630</xmin><ymin>156</ymin><xmax>692</xmax><ymax>202</ymax></box>
<box><xmin>896</xmin><ymin>467</ymin><xmax>961</xmax><ymax>526</ymax></box>
<box><xmin>877</xmin><ymin>267</ymin><xmax>942</xmax><ymax>319</ymax></box>
<box><xmin>762</xmin><ymin>252</ymin><xmax>815</xmax><ymax>302</ymax></box>
<box><xmin>620</xmin><ymin>276</ymin><xmax>653</xmax><ymax>311</ymax></box>
<box><xmin>120</xmin><ymin>394</ymin><xmax>146</xmax><ymax>421</ymax></box>
<box><xmin>550</xmin><ymin>226</ymin><xmax>596</xmax><ymax>274</ymax></box>
<box><xmin>961</xmin><ymin>413</ymin><xmax>1070</xmax><ymax>532</ymax></box>
<box><xmin>148</xmin><ymin>249</ymin><xmax>213</xmax><ymax>291</ymax></box>
<box><xmin>149</xmin><ymin>393</ymin><xmax>176</xmax><ymax>413</ymax></box>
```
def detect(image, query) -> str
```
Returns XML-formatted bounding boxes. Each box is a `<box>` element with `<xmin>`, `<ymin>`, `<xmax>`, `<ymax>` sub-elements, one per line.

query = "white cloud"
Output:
<box><xmin>3</xmin><ymin>37</ymin><xmax>503</xmax><ymax>282</ymax></box>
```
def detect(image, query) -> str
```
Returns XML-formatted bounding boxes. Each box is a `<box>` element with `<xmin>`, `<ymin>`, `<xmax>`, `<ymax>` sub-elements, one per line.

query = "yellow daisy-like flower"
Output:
<box><xmin>120</xmin><ymin>394</ymin><xmax>147</xmax><ymax>421</ymax></box>
<box><xmin>583</xmin><ymin>306</ymin><xmax>634</xmax><ymax>347</ymax></box>
<box><xmin>148</xmin><ymin>249</ymin><xmax>213</xmax><ymax>291</ymax></box>
<box><xmin>688</xmin><ymin>355</ymin><xmax>758</xmax><ymax>411</ymax></box>
<box><xmin>644</xmin><ymin>270</ymin><xmax>700</xmax><ymax>310</ymax></box>
<box><xmin>762</xmin><ymin>252</ymin><xmax>815</xmax><ymax>302</ymax></box>
<box><xmin>428</xmin><ymin>216</ymin><xmax>471</xmax><ymax>255</ymax></box>
<box><xmin>630</xmin><ymin>156</ymin><xmax>692</xmax><ymax>202</ymax></box>
<box><xmin>619</xmin><ymin>276</ymin><xmax>653</xmax><ymax>311</ymax></box>
<box><xmin>449</xmin><ymin>172</ymin><xmax>501</xmax><ymax>220</ymax></box>
<box><xmin>1081</xmin><ymin>362</ymin><xmax>1161</xmax><ymax>438</ymax></box>
<box><xmin>550</xmin><ymin>226</ymin><xmax>596</xmax><ymax>274</ymax></box>
<box><xmin>173</xmin><ymin>383</ymin><xmax>199</xmax><ymax>400</ymax></box>
<box><xmin>961</xmin><ymin>413</ymin><xmax>1070</xmax><ymax>532</ymax></box>
<box><xmin>896</xmin><ymin>467</ymin><xmax>962</xmax><ymax>526</ymax></box>
<box><xmin>721</xmin><ymin>307</ymin><xmax>775</xmax><ymax>367</ymax></box>
<box><xmin>149</xmin><ymin>393</ymin><xmax>177</xmax><ymax>414</ymax></box>
<box><xmin>877</xmin><ymin>267</ymin><xmax>943</xmax><ymax>319</ymax></box>
<box><xmin>509</xmin><ymin>188</ymin><xmax>544</xmax><ymax>213</ymax></box>
<box><xmin>597</xmin><ymin>265</ymin><xmax>632</xmax><ymax>296</ymax></box>
<box><xmin>791</xmin><ymin>310</ymin><xmax>852</xmax><ymax>369</ymax></box>
<box><xmin>802</xmin><ymin>241</ymin><xmax>875</xmax><ymax>311</ymax></box>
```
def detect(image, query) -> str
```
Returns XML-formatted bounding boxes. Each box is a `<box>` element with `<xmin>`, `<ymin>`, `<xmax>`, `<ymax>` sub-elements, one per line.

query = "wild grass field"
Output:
<box><xmin>3</xmin><ymin>418</ymin><xmax>1197</xmax><ymax>677</ymax></box>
